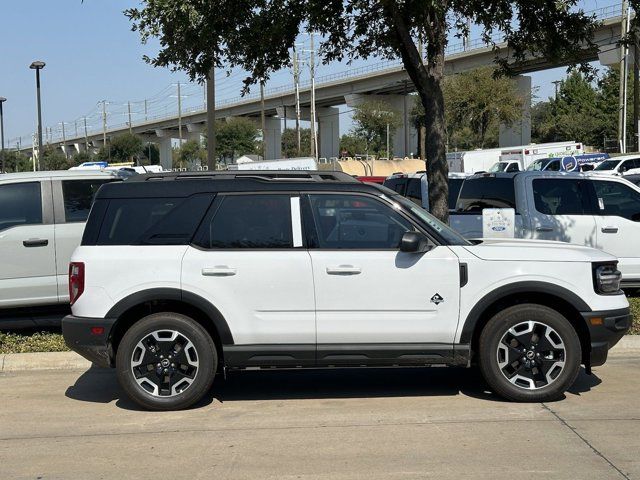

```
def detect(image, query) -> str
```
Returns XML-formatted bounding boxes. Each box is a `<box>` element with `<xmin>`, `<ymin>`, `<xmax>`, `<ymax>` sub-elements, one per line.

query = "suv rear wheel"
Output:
<box><xmin>478</xmin><ymin>304</ymin><xmax>581</xmax><ymax>402</ymax></box>
<box><xmin>116</xmin><ymin>312</ymin><xmax>217</xmax><ymax>410</ymax></box>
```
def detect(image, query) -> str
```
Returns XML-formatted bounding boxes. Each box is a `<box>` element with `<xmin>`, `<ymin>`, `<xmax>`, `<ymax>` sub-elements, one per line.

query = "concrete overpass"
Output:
<box><xmin>28</xmin><ymin>4</ymin><xmax>627</xmax><ymax>168</ymax></box>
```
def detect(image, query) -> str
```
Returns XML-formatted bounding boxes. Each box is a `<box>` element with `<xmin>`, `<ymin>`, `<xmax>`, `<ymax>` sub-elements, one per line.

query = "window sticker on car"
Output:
<box><xmin>598</xmin><ymin>197</ymin><xmax>605</xmax><ymax>210</ymax></box>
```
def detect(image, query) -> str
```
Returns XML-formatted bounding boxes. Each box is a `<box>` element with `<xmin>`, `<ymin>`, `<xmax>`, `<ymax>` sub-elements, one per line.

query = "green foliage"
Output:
<box><xmin>531</xmin><ymin>68</ymin><xmax>634</xmax><ymax>149</ymax></box>
<box><xmin>142</xmin><ymin>142</ymin><xmax>160</xmax><ymax>164</ymax></box>
<box><xmin>215</xmin><ymin>117</ymin><xmax>259</xmax><ymax>162</ymax></box>
<box><xmin>339</xmin><ymin>133</ymin><xmax>368</xmax><ymax>157</ymax></box>
<box><xmin>0</xmin><ymin>331</ymin><xmax>68</xmax><ymax>354</ymax></box>
<box><xmin>1</xmin><ymin>150</ymin><xmax>32</xmax><ymax>172</ymax></box>
<box><xmin>126</xmin><ymin>0</ymin><xmax>602</xmax><ymax>221</ymax></box>
<box><xmin>99</xmin><ymin>133</ymin><xmax>144</xmax><ymax>162</ymax></box>
<box><xmin>412</xmin><ymin>67</ymin><xmax>523</xmax><ymax>150</ymax></box>
<box><xmin>282</xmin><ymin>128</ymin><xmax>311</xmax><ymax>158</ymax></box>
<box><xmin>351</xmin><ymin>100</ymin><xmax>402</xmax><ymax>158</ymax></box>
<box><xmin>42</xmin><ymin>147</ymin><xmax>72</xmax><ymax>171</ymax></box>
<box><xmin>174</xmin><ymin>139</ymin><xmax>206</xmax><ymax>168</ymax></box>
<box><xmin>630</xmin><ymin>297</ymin><xmax>640</xmax><ymax>335</ymax></box>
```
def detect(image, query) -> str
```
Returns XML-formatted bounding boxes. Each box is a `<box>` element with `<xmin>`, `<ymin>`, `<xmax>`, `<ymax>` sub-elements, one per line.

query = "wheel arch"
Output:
<box><xmin>107</xmin><ymin>288</ymin><xmax>234</xmax><ymax>363</ymax></box>
<box><xmin>460</xmin><ymin>282</ymin><xmax>592</xmax><ymax>365</ymax></box>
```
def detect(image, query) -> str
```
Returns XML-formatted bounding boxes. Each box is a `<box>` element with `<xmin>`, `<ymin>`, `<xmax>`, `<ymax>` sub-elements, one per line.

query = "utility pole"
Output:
<box><xmin>619</xmin><ymin>0</ymin><xmax>631</xmax><ymax>153</ymax></box>
<box><xmin>83</xmin><ymin>117</ymin><xmax>88</xmax><ymax>153</ymax></box>
<box><xmin>0</xmin><ymin>97</ymin><xmax>5</xmax><ymax>172</ymax></box>
<box><xmin>144</xmin><ymin>99</ymin><xmax>148</xmax><ymax>122</ymax></box>
<box><xmin>128</xmin><ymin>101</ymin><xmax>133</xmax><ymax>134</ymax></box>
<box><xmin>74</xmin><ymin>120</ymin><xmax>78</xmax><ymax>138</ymax></box>
<box><xmin>293</xmin><ymin>46</ymin><xmax>302</xmax><ymax>156</ymax></box>
<box><xmin>260</xmin><ymin>80</ymin><xmax>267</xmax><ymax>160</ymax></box>
<box><xmin>61</xmin><ymin>122</ymin><xmax>67</xmax><ymax>159</ymax></box>
<box><xmin>634</xmin><ymin>18</ymin><xmax>640</xmax><ymax>152</ymax></box>
<box><xmin>386</xmin><ymin>123</ymin><xmax>390</xmax><ymax>161</ymax></box>
<box><xmin>101</xmin><ymin>101</ymin><xmax>107</xmax><ymax>146</ymax></box>
<box><xmin>206</xmin><ymin>66</ymin><xmax>216</xmax><ymax>170</ymax></box>
<box><xmin>177</xmin><ymin>82</ymin><xmax>183</xmax><ymax>146</ymax></box>
<box><xmin>309</xmin><ymin>32</ymin><xmax>318</xmax><ymax>160</ymax></box>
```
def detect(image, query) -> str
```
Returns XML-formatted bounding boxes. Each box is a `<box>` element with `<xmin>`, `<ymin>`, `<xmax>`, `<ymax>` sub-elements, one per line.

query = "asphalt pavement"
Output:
<box><xmin>0</xmin><ymin>354</ymin><xmax>638</xmax><ymax>480</ymax></box>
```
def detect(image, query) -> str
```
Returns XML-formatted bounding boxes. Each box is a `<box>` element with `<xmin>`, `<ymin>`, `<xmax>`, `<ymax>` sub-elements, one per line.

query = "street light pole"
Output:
<box><xmin>0</xmin><ymin>97</ymin><xmax>6</xmax><ymax>172</ymax></box>
<box><xmin>30</xmin><ymin>61</ymin><xmax>45</xmax><ymax>169</ymax></box>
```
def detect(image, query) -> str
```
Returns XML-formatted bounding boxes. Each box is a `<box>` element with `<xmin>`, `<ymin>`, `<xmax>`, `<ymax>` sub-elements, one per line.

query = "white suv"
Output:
<box><xmin>0</xmin><ymin>170</ymin><xmax>121</xmax><ymax>327</ymax></box>
<box><xmin>63</xmin><ymin>171</ymin><xmax>631</xmax><ymax>410</ymax></box>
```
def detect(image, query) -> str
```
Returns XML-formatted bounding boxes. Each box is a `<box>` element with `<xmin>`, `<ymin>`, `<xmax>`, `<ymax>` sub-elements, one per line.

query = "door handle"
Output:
<box><xmin>601</xmin><ymin>226</ymin><xmax>619</xmax><ymax>234</ymax></box>
<box><xmin>326</xmin><ymin>265</ymin><xmax>361</xmax><ymax>275</ymax></box>
<box><xmin>23</xmin><ymin>239</ymin><xmax>48</xmax><ymax>248</ymax></box>
<box><xmin>535</xmin><ymin>226</ymin><xmax>554</xmax><ymax>232</ymax></box>
<box><xmin>202</xmin><ymin>266</ymin><xmax>237</xmax><ymax>277</ymax></box>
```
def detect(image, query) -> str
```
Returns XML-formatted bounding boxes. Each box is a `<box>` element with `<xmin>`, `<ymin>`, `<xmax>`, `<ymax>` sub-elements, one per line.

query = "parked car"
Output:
<box><xmin>589</xmin><ymin>155</ymin><xmax>640</xmax><ymax>176</ymax></box>
<box><xmin>450</xmin><ymin>172</ymin><xmax>640</xmax><ymax>288</ymax></box>
<box><xmin>63</xmin><ymin>170</ymin><xmax>630</xmax><ymax>410</ymax></box>
<box><xmin>0</xmin><ymin>170</ymin><xmax>122</xmax><ymax>328</ymax></box>
<box><xmin>383</xmin><ymin>172</ymin><xmax>468</xmax><ymax>211</ymax></box>
<box><xmin>624</xmin><ymin>173</ymin><xmax>640</xmax><ymax>187</ymax></box>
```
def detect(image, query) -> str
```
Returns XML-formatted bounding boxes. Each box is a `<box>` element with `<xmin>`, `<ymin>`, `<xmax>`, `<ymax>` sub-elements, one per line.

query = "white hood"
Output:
<box><xmin>463</xmin><ymin>238</ymin><xmax>617</xmax><ymax>263</ymax></box>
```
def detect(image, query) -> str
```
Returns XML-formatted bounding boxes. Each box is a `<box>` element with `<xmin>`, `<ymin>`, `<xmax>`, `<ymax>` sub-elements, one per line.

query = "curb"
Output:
<box><xmin>1</xmin><ymin>337</ymin><xmax>639</xmax><ymax>372</ymax></box>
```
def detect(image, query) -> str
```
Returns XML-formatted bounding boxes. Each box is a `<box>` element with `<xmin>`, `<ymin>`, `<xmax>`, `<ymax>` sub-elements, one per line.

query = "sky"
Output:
<box><xmin>0</xmin><ymin>0</ymin><xmax>621</xmax><ymax>148</ymax></box>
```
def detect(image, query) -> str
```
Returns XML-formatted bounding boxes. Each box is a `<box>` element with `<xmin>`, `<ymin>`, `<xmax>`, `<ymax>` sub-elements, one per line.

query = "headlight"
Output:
<box><xmin>593</xmin><ymin>263</ymin><xmax>622</xmax><ymax>295</ymax></box>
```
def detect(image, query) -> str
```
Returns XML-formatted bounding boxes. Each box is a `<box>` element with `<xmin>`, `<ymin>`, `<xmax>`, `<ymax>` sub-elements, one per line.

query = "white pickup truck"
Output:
<box><xmin>450</xmin><ymin>172</ymin><xmax>640</xmax><ymax>288</ymax></box>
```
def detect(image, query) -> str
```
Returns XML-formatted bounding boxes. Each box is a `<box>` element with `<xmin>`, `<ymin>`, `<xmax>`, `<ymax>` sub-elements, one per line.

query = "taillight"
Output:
<box><xmin>69</xmin><ymin>262</ymin><xmax>85</xmax><ymax>306</ymax></box>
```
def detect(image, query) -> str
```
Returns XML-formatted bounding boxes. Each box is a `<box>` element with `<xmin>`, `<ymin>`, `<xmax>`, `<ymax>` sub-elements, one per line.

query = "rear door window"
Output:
<box><xmin>532</xmin><ymin>179</ymin><xmax>589</xmax><ymax>215</ymax></box>
<box><xmin>62</xmin><ymin>179</ymin><xmax>118</xmax><ymax>222</ymax></box>
<box><xmin>591</xmin><ymin>180</ymin><xmax>640</xmax><ymax>221</ymax></box>
<box><xmin>405</xmin><ymin>178</ymin><xmax>422</xmax><ymax>205</ymax></box>
<box><xmin>456</xmin><ymin>177</ymin><xmax>517</xmax><ymax>213</ymax></box>
<box><xmin>448</xmin><ymin>178</ymin><xmax>464</xmax><ymax>210</ymax></box>
<box><xmin>384</xmin><ymin>178</ymin><xmax>407</xmax><ymax>195</ymax></box>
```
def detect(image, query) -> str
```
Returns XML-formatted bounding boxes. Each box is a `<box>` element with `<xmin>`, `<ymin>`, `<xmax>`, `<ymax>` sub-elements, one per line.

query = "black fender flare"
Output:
<box><xmin>106</xmin><ymin>288</ymin><xmax>234</xmax><ymax>345</ymax></box>
<box><xmin>459</xmin><ymin>281</ymin><xmax>591</xmax><ymax>344</ymax></box>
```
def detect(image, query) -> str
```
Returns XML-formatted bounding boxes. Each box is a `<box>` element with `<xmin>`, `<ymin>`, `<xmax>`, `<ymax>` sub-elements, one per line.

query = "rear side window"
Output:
<box><xmin>384</xmin><ymin>178</ymin><xmax>407</xmax><ymax>195</ymax></box>
<box><xmin>62</xmin><ymin>179</ymin><xmax>118</xmax><ymax>223</ymax></box>
<box><xmin>532</xmin><ymin>179</ymin><xmax>588</xmax><ymax>215</ymax></box>
<box><xmin>405</xmin><ymin>178</ymin><xmax>422</xmax><ymax>205</ymax></box>
<box><xmin>448</xmin><ymin>178</ymin><xmax>464</xmax><ymax>210</ymax></box>
<box><xmin>96</xmin><ymin>194</ymin><xmax>213</xmax><ymax>245</ymax></box>
<box><xmin>0</xmin><ymin>182</ymin><xmax>43</xmax><ymax>231</ymax></box>
<box><xmin>456</xmin><ymin>177</ymin><xmax>517</xmax><ymax>213</ymax></box>
<box><xmin>195</xmin><ymin>194</ymin><xmax>293</xmax><ymax>249</ymax></box>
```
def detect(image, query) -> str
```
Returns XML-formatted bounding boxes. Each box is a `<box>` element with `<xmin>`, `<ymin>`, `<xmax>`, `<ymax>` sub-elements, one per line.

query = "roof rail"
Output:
<box><xmin>129</xmin><ymin>170</ymin><xmax>359</xmax><ymax>183</ymax></box>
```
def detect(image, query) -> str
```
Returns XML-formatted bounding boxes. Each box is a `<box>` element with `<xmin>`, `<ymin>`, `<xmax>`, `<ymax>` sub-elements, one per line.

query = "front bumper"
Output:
<box><xmin>62</xmin><ymin>315</ymin><xmax>117</xmax><ymax>368</ymax></box>
<box><xmin>582</xmin><ymin>307</ymin><xmax>632</xmax><ymax>367</ymax></box>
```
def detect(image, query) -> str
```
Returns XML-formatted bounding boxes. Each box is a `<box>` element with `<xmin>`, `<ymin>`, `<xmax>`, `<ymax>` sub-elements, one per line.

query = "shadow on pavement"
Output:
<box><xmin>64</xmin><ymin>364</ymin><xmax>602</xmax><ymax>410</ymax></box>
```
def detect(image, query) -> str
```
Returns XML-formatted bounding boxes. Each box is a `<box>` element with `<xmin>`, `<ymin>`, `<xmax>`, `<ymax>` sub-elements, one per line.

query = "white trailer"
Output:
<box><xmin>228</xmin><ymin>157</ymin><xmax>317</xmax><ymax>171</ymax></box>
<box><xmin>495</xmin><ymin>141</ymin><xmax>583</xmax><ymax>172</ymax></box>
<box><xmin>447</xmin><ymin>148</ymin><xmax>505</xmax><ymax>174</ymax></box>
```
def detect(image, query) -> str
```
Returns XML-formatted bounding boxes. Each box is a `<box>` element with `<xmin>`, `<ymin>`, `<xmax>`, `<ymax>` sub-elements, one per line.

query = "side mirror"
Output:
<box><xmin>400</xmin><ymin>231</ymin><xmax>432</xmax><ymax>253</ymax></box>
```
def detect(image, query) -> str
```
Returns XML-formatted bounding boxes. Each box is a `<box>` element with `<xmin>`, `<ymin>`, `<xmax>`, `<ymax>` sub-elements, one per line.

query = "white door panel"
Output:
<box><xmin>182</xmin><ymin>249</ymin><xmax>315</xmax><ymax>345</ymax></box>
<box><xmin>0</xmin><ymin>225</ymin><xmax>57</xmax><ymax>307</ymax></box>
<box><xmin>311</xmin><ymin>247</ymin><xmax>460</xmax><ymax>344</ymax></box>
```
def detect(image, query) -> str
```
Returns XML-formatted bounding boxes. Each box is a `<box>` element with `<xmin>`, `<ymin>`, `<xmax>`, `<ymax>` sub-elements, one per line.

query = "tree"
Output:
<box><xmin>175</xmin><ymin>139</ymin><xmax>206</xmax><ymax>168</ymax></box>
<box><xmin>142</xmin><ymin>142</ymin><xmax>160</xmax><ymax>165</ymax></box>
<box><xmin>339</xmin><ymin>133</ymin><xmax>368</xmax><ymax>158</ymax></box>
<box><xmin>215</xmin><ymin>117</ymin><xmax>259</xmax><ymax>163</ymax></box>
<box><xmin>351</xmin><ymin>100</ymin><xmax>402</xmax><ymax>158</ymax></box>
<box><xmin>42</xmin><ymin>148</ymin><xmax>72</xmax><ymax>171</ymax></box>
<box><xmin>2</xmin><ymin>151</ymin><xmax>32</xmax><ymax>172</ymax></box>
<box><xmin>282</xmin><ymin>128</ymin><xmax>311</xmax><ymax>158</ymax></box>
<box><xmin>100</xmin><ymin>133</ymin><xmax>144</xmax><ymax>162</ymax></box>
<box><xmin>127</xmin><ymin>1</ymin><xmax>599</xmax><ymax>221</ymax></box>
<box><xmin>413</xmin><ymin>67</ymin><xmax>523</xmax><ymax>150</ymax></box>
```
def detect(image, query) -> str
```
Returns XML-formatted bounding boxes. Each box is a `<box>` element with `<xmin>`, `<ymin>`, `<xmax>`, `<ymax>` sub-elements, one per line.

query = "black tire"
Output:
<box><xmin>478</xmin><ymin>304</ymin><xmax>581</xmax><ymax>402</ymax></box>
<box><xmin>116</xmin><ymin>312</ymin><xmax>217</xmax><ymax>411</ymax></box>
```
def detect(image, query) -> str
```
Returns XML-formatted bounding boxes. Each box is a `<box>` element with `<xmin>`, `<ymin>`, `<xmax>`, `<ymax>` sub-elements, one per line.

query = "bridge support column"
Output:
<box><xmin>499</xmin><ymin>75</ymin><xmax>531</xmax><ymax>147</ymax></box>
<box><xmin>345</xmin><ymin>94</ymin><xmax>418</xmax><ymax>158</ymax></box>
<box><xmin>317</xmin><ymin>107</ymin><xmax>340</xmax><ymax>160</ymax></box>
<box><xmin>158</xmin><ymin>137</ymin><xmax>173</xmax><ymax>170</ymax></box>
<box><xmin>263</xmin><ymin>117</ymin><xmax>281</xmax><ymax>160</ymax></box>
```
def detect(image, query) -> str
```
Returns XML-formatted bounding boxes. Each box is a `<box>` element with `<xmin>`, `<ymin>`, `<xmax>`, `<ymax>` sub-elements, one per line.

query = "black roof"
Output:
<box><xmin>95</xmin><ymin>170</ymin><xmax>380</xmax><ymax>199</ymax></box>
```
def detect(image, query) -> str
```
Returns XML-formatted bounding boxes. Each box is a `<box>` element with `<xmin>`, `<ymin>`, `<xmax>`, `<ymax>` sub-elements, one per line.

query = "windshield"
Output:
<box><xmin>527</xmin><ymin>159</ymin><xmax>546</xmax><ymax>171</ymax></box>
<box><xmin>595</xmin><ymin>160</ymin><xmax>619</xmax><ymax>171</ymax></box>
<box><xmin>489</xmin><ymin>162</ymin><xmax>508</xmax><ymax>172</ymax></box>
<box><xmin>386</xmin><ymin>193</ymin><xmax>470</xmax><ymax>246</ymax></box>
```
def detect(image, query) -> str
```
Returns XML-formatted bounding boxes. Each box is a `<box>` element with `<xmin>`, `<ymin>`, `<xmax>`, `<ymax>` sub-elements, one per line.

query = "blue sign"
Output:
<box><xmin>561</xmin><ymin>156</ymin><xmax>578</xmax><ymax>172</ymax></box>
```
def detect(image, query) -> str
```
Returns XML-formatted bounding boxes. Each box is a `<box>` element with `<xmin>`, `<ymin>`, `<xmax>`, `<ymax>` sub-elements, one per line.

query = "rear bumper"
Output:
<box><xmin>62</xmin><ymin>315</ymin><xmax>117</xmax><ymax>368</ymax></box>
<box><xmin>582</xmin><ymin>307</ymin><xmax>632</xmax><ymax>367</ymax></box>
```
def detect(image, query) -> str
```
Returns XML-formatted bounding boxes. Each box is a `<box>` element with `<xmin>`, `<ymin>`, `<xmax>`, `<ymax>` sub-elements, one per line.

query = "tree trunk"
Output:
<box><xmin>383</xmin><ymin>1</ymin><xmax>449</xmax><ymax>222</ymax></box>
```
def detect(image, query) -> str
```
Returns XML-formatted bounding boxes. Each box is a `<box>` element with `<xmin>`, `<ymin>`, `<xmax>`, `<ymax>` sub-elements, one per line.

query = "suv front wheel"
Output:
<box><xmin>478</xmin><ymin>304</ymin><xmax>581</xmax><ymax>402</ymax></box>
<box><xmin>116</xmin><ymin>312</ymin><xmax>217</xmax><ymax>410</ymax></box>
